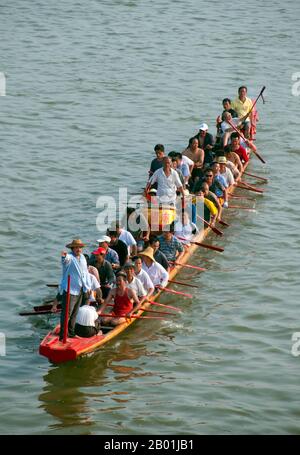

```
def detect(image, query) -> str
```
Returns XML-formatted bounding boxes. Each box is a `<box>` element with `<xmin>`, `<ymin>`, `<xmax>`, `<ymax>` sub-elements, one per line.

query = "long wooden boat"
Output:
<box><xmin>39</xmin><ymin>107</ymin><xmax>261</xmax><ymax>364</ymax></box>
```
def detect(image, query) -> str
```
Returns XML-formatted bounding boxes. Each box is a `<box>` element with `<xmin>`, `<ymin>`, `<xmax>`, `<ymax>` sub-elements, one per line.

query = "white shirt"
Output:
<box><xmin>135</xmin><ymin>269</ymin><xmax>155</xmax><ymax>294</ymax></box>
<box><xmin>181</xmin><ymin>154</ymin><xmax>194</xmax><ymax>169</ymax></box>
<box><xmin>127</xmin><ymin>276</ymin><xmax>147</xmax><ymax>298</ymax></box>
<box><xmin>149</xmin><ymin>168</ymin><xmax>182</xmax><ymax>205</ymax></box>
<box><xmin>142</xmin><ymin>261</ymin><xmax>169</xmax><ymax>288</ymax></box>
<box><xmin>119</xmin><ymin>229</ymin><xmax>137</xmax><ymax>255</ymax></box>
<box><xmin>220</xmin><ymin>167</ymin><xmax>235</xmax><ymax>186</ymax></box>
<box><xmin>221</xmin><ymin>117</ymin><xmax>240</xmax><ymax>134</ymax></box>
<box><xmin>76</xmin><ymin>305</ymin><xmax>99</xmax><ymax>327</ymax></box>
<box><xmin>174</xmin><ymin>220</ymin><xmax>198</xmax><ymax>244</ymax></box>
<box><xmin>89</xmin><ymin>273</ymin><xmax>101</xmax><ymax>302</ymax></box>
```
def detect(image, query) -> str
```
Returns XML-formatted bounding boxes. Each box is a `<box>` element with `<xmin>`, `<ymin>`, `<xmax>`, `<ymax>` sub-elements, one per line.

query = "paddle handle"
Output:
<box><xmin>63</xmin><ymin>275</ymin><xmax>71</xmax><ymax>343</ymax></box>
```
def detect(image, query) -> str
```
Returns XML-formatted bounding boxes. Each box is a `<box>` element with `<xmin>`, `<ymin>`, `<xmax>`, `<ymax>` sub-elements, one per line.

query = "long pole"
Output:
<box><xmin>63</xmin><ymin>275</ymin><xmax>71</xmax><ymax>344</ymax></box>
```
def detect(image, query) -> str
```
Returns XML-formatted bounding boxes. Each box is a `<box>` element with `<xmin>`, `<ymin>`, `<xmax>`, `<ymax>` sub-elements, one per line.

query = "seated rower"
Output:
<box><xmin>220</xmin><ymin>111</ymin><xmax>242</xmax><ymax>147</ymax></box>
<box><xmin>199</xmin><ymin>182</ymin><xmax>222</xmax><ymax>224</ymax></box>
<box><xmin>139</xmin><ymin>247</ymin><xmax>169</xmax><ymax>289</ymax></box>
<box><xmin>121</xmin><ymin>207</ymin><xmax>150</xmax><ymax>253</ymax></box>
<box><xmin>189</xmin><ymin>123</ymin><xmax>215</xmax><ymax>167</ymax></box>
<box><xmin>145</xmin><ymin>156</ymin><xmax>185</xmax><ymax>206</ymax></box>
<box><xmin>224</xmin><ymin>144</ymin><xmax>243</xmax><ymax>176</ymax></box>
<box><xmin>107</xmin><ymin>230</ymin><xmax>129</xmax><ymax>266</ymax></box>
<box><xmin>96</xmin><ymin>235</ymin><xmax>120</xmax><ymax>270</ymax></box>
<box><xmin>132</xmin><ymin>255</ymin><xmax>155</xmax><ymax>300</ymax></box>
<box><xmin>205</xmin><ymin>164</ymin><xmax>229</xmax><ymax>208</ymax></box>
<box><xmin>90</xmin><ymin>247</ymin><xmax>115</xmax><ymax>299</ymax></box>
<box><xmin>74</xmin><ymin>300</ymin><xmax>103</xmax><ymax>338</ymax></box>
<box><xmin>217</xmin><ymin>156</ymin><xmax>235</xmax><ymax>186</ymax></box>
<box><xmin>174</xmin><ymin>212</ymin><xmax>198</xmax><ymax>246</ymax></box>
<box><xmin>108</xmin><ymin>221</ymin><xmax>137</xmax><ymax>258</ymax></box>
<box><xmin>148</xmin><ymin>235</ymin><xmax>170</xmax><ymax>272</ymax></box>
<box><xmin>123</xmin><ymin>261</ymin><xmax>148</xmax><ymax>305</ymax></box>
<box><xmin>99</xmin><ymin>272</ymin><xmax>141</xmax><ymax>326</ymax></box>
<box><xmin>182</xmin><ymin>137</ymin><xmax>204</xmax><ymax>187</ymax></box>
<box><xmin>158</xmin><ymin>223</ymin><xmax>185</xmax><ymax>264</ymax></box>
<box><xmin>230</xmin><ymin>133</ymin><xmax>250</xmax><ymax>164</ymax></box>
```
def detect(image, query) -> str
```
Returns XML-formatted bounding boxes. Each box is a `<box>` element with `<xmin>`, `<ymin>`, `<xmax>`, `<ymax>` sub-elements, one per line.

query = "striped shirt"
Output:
<box><xmin>158</xmin><ymin>235</ymin><xmax>184</xmax><ymax>262</ymax></box>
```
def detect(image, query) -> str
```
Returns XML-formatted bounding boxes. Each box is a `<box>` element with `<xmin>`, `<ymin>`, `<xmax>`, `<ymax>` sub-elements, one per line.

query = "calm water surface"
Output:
<box><xmin>1</xmin><ymin>0</ymin><xmax>300</xmax><ymax>435</ymax></box>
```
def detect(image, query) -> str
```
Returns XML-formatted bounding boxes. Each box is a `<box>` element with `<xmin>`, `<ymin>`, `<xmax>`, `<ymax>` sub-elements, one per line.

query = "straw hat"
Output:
<box><xmin>217</xmin><ymin>156</ymin><xmax>227</xmax><ymax>164</ymax></box>
<box><xmin>66</xmin><ymin>239</ymin><xmax>86</xmax><ymax>248</ymax></box>
<box><xmin>139</xmin><ymin>246</ymin><xmax>155</xmax><ymax>262</ymax></box>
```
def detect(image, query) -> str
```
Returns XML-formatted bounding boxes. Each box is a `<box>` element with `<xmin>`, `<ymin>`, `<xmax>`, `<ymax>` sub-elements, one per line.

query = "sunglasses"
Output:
<box><xmin>205</xmin><ymin>174</ymin><xmax>213</xmax><ymax>178</ymax></box>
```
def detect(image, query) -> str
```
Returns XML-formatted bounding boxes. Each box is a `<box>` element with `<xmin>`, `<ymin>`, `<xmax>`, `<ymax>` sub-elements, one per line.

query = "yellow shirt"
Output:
<box><xmin>204</xmin><ymin>198</ymin><xmax>218</xmax><ymax>216</ymax></box>
<box><xmin>231</xmin><ymin>97</ymin><xmax>253</xmax><ymax>118</ymax></box>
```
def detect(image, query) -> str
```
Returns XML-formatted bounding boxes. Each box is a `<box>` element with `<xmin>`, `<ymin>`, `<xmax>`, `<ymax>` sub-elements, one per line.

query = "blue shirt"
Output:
<box><xmin>60</xmin><ymin>253</ymin><xmax>91</xmax><ymax>295</ymax></box>
<box><xmin>158</xmin><ymin>235</ymin><xmax>184</xmax><ymax>262</ymax></box>
<box><xmin>105</xmin><ymin>247</ymin><xmax>120</xmax><ymax>265</ymax></box>
<box><xmin>179</xmin><ymin>162</ymin><xmax>190</xmax><ymax>178</ymax></box>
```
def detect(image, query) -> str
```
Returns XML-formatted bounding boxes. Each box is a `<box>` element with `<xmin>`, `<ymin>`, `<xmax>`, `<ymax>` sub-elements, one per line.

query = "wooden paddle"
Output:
<box><xmin>168</xmin><ymin>279</ymin><xmax>199</xmax><ymax>288</ymax></box>
<box><xmin>243</xmin><ymin>86</ymin><xmax>266</xmax><ymax>123</ymax></box>
<box><xmin>227</xmin><ymin>118</ymin><xmax>266</xmax><ymax>164</ymax></box>
<box><xmin>148</xmin><ymin>300</ymin><xmax>182</xmax><ymax>312</ymax></box>
<box><xmin>236</xmin><ymin>183</ymin><xmax>264</xmax><ymax>194</ymax></box>
<box><xmin>155</xmin><ymin>286</ymin><xmax>192</xmax><ymax>298</ymax></box>
<box><xmin>101</xmin><ymin>313</ymin><xmax>167</xmax><ymax>320</ymax></box>
<box><xmin>227</xmin><ymin>205</ymin><xmax>256</xmax><ymax>211</ymax></box>
<box><xmin>218</xmin><ymin>220</ymin><xmax>230</xmax><ymax>227</ymax></box>
<box><xmin>196</xmin><ymin>214</ymin><xmax>223</xmax><ymax>236</ymax></box>
<box><xmin>20</xmin><ymin>309</ymin><xmax>60</xmax><ymax>316</ymax></box>
<box><xmin>176</xmin><ymin>235</ymin><xmax>224</xmax><ymax>252</ymax></box>
<box><xmin>243</xmin><ymin>171</ymin><xmax>268</xmax><ymax>182</ymax></box>
<box><xmin>169</xmin><ymin>261</ymin><xmax>206</xmax><ymax>271</ymax></box>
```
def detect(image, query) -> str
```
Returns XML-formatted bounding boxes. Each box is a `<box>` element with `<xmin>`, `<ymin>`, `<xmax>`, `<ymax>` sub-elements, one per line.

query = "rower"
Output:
<box><xmin>148</xmin><ymin>235</ymin><xmax>170</xmax><ymax>271</ymax></box>
<box><xmin>189</xmin><ymin>123</ymin><xmax>215</xmax><ymax>166</ymax></box>
<box><xmin>99</xmin><ymin>272</ymin><xmax>141</xmax><ymax>326</ymax></box>
<box><xmin>132</xmin><ymin>255</ymin><xmax>155</xmax><ymax>300</ymax></box>
<box><xmin>90</xmin><ymin>247</ymin><xmax>115</xmax><ymax>299</ymax></box>
<box><xmin>97</xmin><ymin>235</ymin><xmax>120</xmax><ymax>270</ymax></box>
<box><xmin>224</xmin><ymin>144</ymin><xmax>243</xmax><ymax>175</ymax></box>
<box><xmin>220</xmin><ymin>111</ymin><xmax>242</xmax><ymax>147</ymax></box>
<box><xmin>204</xmin><ymin>164</ymin><xmax>229</xmax><ymax>209</ymax></box>
<box><xmin>217</xmin><ymin>156</ymin><xmax>235</xmax><ymax>186</ymax></box>
<box><xmin>182</xmin><ymin>137</ymin><xmax>204</xmax><ymax>189</ymax></box>
<box><xmin>139</xmin><ymin>247</ymin><xmax>169</xmax><ymax>289</ymax></box>
<box><xmin>107</xmin><ymin>230</ymin><xmax>129</xmax><ymax>266</ymax></box>
<box><xmin>109</xmin><ymin>221</ymin><xmax>137</xmax><ymax>257</ymax></box>
<box><xmin>158</xmin><ymin>223</ymin><xmax>185</xmax><ymax>264</ymax></box>
<box><xmin>230</xmin><ymin>133</ymin><xmax>250</xmax><ymax>164</ymax></box>
<box><xmin>231</xmin><ymin>86</ymin><xmax>253</xmax><ymax>138</ymax></box>
<box><xmin>174</xmin><ymin>212</ymin><xmax>198</xmax><ymax>246</ymax></box>
<box><xmin>74</xmin><ymin>300</ymin><xmax>103</xmax><ymax>338</ymax></box>
<box><xmin>146</xmin><ymin>156</ymin><xmax>185</xmax><ymax>206</ymax></box>
<box><xmin>123</xmin><ymin>261</ymin><xmax>148</xmax><ymax>304</ymax></box>
<box><xmin>200</xmin><ymin>182</ymin><xmax>221</xmax><ymax>224</ymax></box>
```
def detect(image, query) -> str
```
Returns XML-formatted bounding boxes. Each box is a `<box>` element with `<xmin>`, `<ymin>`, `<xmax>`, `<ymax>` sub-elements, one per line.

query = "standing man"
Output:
<box><xmin>59</xmin><ymin>239</ymin><xmax>91</xmax><ymax>340</ymax></box>
<box><xmin>148</xmin><ymin>144</ymin><xmax>165</xmax><ymax>178</ymax></box>
<box><xmin>146</xmin><ymin>157</ymin><xmax>184</xmax><ymax>206</ymax></box>
<box><xmin>231</xmin><ymin>86</ymin><xmax>253</xmax><ymax>138</ymax></box>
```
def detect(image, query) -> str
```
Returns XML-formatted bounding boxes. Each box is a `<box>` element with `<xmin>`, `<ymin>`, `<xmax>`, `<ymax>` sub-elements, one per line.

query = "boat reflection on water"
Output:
<box><xmin>38</xmin><ymin>326</ymin><xmax>161</xmax><ymax>433</ymax></box>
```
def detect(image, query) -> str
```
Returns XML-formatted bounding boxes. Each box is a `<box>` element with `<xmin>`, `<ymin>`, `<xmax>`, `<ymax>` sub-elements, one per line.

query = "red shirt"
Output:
<box><xmin>113</xmin><ymin>289</ymin><xmax>133</xmax><ymax>316</ymax></box>
<box><xmin>234</xmin><ymin>145</ymin><xmax>249</xmax><ymax>163</ymax></box>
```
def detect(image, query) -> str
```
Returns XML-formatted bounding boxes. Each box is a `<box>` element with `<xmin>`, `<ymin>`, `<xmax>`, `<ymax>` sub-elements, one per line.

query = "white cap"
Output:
<box><xmin>97</xmin><ymin>235</ymin><xmax>111</xmax><ymax>243</ymax></box>
<box><xmin>199</xmin><ymin>123</ymin><xmax>208</xmax><ymax>131</ymax></box>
